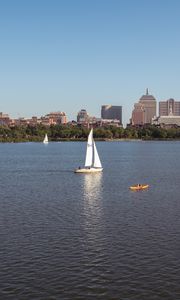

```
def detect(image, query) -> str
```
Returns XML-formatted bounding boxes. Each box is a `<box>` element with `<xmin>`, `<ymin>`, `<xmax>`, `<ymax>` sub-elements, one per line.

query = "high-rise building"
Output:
<box><xmin>131</xmin><ymin>89</ymin><xmax>156</xmax><ymax>125</ymax></box>
<box><xmin>77</xmin><ymin>109</ymin><xmax>89</xmax><ymax>124</ymax></box>
<box><xmin>139</xmin><ymin>89</ymin><xmax>156</xmax><ymax>123</ymax></box>
<box><xmin>101</xmin><ymin>105</ymin><xmax>122</xmax><ymax>124</ymax></box>
<box><xmin>159</xmin><ymin>98</ymin><xmax>180</xmax><ymax>116</ymax></box>
<box><xmin>131</xmin><ymin>103</ymin><xmax>145</xmax><ymax>126</ymax></box>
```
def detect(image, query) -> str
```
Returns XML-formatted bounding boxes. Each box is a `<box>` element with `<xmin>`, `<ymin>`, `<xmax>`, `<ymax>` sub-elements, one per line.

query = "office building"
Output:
<box><xmin>131</xmin><ymin>103</ymin><xmax>145</xmax><ymax>126</ymax></box>
<box><xmin>131</xmin><ymin>89</ymin><xmax>156</xmax><ymax>125</ymax></box>
<box><xmin>45</xmin><ymin>112</ymin><xmax>67</xmax><ymax>124</ymax></box>
<box><xmin>152</xmin><ymin>115</ymin><xmax>180</xmax><ymax>127</ymax></box>
<box><xmin>101</xmin><ymin>105</ymin><xmax>122</xmax><ymax>124</ymax></box>
<box><xmin>159</xmin><ymin>98</ymin><xmax>180</xmax><ymax>116</ymax></box>
<box><xmin>77</xmin><ymin>109</ymin><xmax>89</xmax><ymax>124</ymax></box>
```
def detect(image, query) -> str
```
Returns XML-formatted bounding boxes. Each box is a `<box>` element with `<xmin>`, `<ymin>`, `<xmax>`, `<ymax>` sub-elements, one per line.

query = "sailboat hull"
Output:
<box><xmin>74</xmin><ymin>167</ymin><xmax>103</xmax><ymax>173</ymax></box>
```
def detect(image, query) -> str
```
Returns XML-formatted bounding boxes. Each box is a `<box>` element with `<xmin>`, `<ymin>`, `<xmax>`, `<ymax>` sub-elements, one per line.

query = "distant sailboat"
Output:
<box><xmin>74</xmin><ymin>128</ymin><xmax>103</xmax><ymax>173</ymax></box>
<box><xmin>43</xmin><ymin>134</ymin><xmax>48</xmax><ymax>144</ymax></box>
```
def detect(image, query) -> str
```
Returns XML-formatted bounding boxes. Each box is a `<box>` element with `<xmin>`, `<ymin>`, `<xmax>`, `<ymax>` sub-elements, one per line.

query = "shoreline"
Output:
<box><xmin>1</xmin><ymin>138</ymin><xmax>180</xmax><ymax>143</ymax></box>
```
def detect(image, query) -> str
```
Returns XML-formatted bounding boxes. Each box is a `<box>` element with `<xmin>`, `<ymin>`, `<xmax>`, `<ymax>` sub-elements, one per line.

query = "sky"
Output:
<box><xmin>0</xmin><ymin>0</ymin><xmax>180</xmax><ymax>125</ymax></box>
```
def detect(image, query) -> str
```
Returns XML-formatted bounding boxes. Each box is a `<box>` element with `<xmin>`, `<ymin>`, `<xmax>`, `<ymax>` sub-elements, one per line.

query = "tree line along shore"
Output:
<box><xmin>0</xmin><ymin>124</ymin><xmax>180</xmax><ymax>142</ymax></box>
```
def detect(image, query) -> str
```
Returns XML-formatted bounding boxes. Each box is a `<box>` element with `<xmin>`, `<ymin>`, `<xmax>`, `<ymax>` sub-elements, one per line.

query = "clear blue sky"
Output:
<box><xmin>0</xmin><ymin>0</ymin><xmax>180</xmax><ymax>125</ymax></box>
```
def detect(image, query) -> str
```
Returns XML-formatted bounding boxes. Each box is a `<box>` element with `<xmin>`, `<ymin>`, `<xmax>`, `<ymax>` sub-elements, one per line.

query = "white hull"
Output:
<box><xmin>74</xmin><ymin>167</ymin><xmax>103</xmax><ymax>173</ymax></box>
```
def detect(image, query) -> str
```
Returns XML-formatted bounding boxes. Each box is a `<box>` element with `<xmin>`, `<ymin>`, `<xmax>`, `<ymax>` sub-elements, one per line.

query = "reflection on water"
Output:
<box><xmin>82</xmin><ymin>173</ymin><xmax>103</xmax><ymax>240</ymax></box>
<box><xmin>1</xmin><ymin>142</ymin><xmax>180</xmax><ymax>299</ymax></box>
<box><xmin>83</xmin><ymin>173</ymin><xmax>103</xmax><ymax>202</ymax></box>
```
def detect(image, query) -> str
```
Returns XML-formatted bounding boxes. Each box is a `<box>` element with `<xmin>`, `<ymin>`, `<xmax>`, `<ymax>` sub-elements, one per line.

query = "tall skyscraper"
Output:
<box><xmin>159</xmin><ymin>98</ymin><xmax>180</xmax><ymax>116</ymax></box>
<box><xmin>131</xmin><ymin>89</ymin><xmax>156</xmax><ymax>125</ymax></box>
<box><xmin>131</xmin><ymin>103</ymin><xmax>145</xmax><ymax>126</ymax></box>
<box><xmin>101</xmin><ymin>105</ymin><xmax>122</xmax><ymax>124</ymax></box>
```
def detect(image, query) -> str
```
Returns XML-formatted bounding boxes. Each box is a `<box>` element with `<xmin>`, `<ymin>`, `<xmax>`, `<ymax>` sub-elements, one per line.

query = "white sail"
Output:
<box><xmin>43</xmin><ymin>134</ymin><xmax>48</xmax><ymax>143</ymax></box>
<box><xmin>85</xmin><ymin>129</ymin><xmax>93</xmax><ymax>167</ymax></box>
<box><xmin>74</xmin><ymin>128</ymin><xmax>103</xmax><ymax>173</ymax></box>
<box><xmin>93</xmin><ymin>141</ymin><xmax>102</xmax><ymax>168</ymax></box>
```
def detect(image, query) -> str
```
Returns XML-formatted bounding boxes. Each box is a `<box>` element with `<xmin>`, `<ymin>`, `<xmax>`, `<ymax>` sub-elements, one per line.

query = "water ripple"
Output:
<box><xmin>0</xmin><ymin>142</ymin><xmax>180</xmax><ymax>299</ymax></box>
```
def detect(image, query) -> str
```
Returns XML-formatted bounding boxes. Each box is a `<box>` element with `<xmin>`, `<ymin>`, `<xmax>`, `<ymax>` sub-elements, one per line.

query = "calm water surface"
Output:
<box><xmin>0</xmin><ymin>141</ymin><xmax>180</xmax><ymax>299</ymax></box>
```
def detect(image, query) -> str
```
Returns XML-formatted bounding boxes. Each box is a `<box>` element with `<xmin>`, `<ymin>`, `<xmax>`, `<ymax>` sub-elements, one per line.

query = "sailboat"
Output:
<box><xmin>74</xmin><ymin>128</ymin><xmax>103</xmax><ymax>173</ymax></box>
<box><xmin>43</xmin><ymin>134</ymin><xmax>48</xmax><ymax>144</ymax></box>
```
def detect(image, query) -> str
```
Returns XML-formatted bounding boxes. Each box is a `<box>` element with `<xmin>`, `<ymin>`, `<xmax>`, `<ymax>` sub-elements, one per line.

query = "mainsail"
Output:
<box><xmin>85</xmin><ymin>129</ymin><xmax>93</xmax><ymax>167</ymax></box>
<box><xmin>84</xmin><ymin>129</ymin><xmax>102</xmax><ymax>168</ymax></box>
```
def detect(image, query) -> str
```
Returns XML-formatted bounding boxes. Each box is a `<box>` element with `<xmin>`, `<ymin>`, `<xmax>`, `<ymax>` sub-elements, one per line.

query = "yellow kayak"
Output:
<box><xmin>130</xmin><ymin>184</ymin><xmax>149</xmax><ymax>191</ymax></box>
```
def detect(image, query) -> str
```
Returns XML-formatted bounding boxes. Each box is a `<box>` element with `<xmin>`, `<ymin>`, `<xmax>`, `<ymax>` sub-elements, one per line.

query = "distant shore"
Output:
<box><xmin>2</xmin><ymin>138</ymin><xmax>180</xmax><ymax>143</ymax></box>
<box><xmin>1</xmin><ymin>124</ymin><xmax>180</xmax><ymax>142</ymax></box>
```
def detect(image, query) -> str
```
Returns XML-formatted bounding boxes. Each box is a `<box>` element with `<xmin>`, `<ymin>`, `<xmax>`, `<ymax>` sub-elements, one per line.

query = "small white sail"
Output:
<box><xmin>43</xmin><ymin>134</ymin><xmax>48</xmax><ymax>143</ymax></box>
<box><xmin>93</xmin><ymin>141</ymin><xmax>102</xmax><ymax>168</ymax></box>
<box><xmin>85</xmin><ymin>129</ymin><xmax>93</xmax><ymax>167</ymax></box>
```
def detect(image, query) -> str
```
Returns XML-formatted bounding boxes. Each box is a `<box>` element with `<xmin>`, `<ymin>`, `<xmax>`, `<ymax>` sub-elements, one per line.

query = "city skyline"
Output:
<box><xmin>2</xmin><ymin>91</ymin><xmax>180</xmax><ymax>123</ymax></box>
<box><xmin>1</xmin><ymin>0</ymin><xmax>180</xmax><ymax>125</ymax></box>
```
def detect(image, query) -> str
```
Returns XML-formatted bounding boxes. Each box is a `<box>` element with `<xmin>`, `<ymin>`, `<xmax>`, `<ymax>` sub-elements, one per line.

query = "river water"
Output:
<box><xmin>0</xmin><ymin>141</ymin><xmax>180</xmax><ymax>299</ymax></box>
